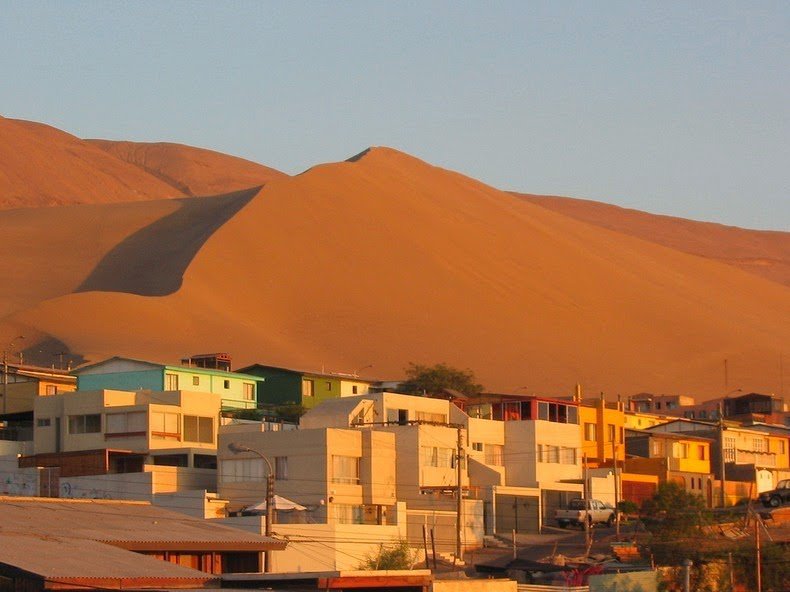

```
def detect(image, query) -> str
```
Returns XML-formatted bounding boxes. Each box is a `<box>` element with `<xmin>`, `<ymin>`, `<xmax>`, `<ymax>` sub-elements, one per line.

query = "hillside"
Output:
<box><xmin>515</xmin><ymin>193</ymin><xmax>790</xmax><ymax>288</ymax></box>
<box><xmin>0</xmin><ymin>116</ymin><xmax>183</xmax><ymax>208</ymax></box>
<box><xmin>6</xmin><ymin>147</ymin><xmax>788</xmax><ymax>399</ymax></box>
<box><xmin>88</xmin><ymin>140</ymin><xmax>287</xmax><ymax>197</ymax></box>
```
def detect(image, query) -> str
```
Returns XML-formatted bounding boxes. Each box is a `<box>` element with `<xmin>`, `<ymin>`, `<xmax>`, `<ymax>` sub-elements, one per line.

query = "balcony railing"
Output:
<box><xmin>723</xmin><ymin>448</ymin><xmax>777</xmax><ymax>467</ymax></box>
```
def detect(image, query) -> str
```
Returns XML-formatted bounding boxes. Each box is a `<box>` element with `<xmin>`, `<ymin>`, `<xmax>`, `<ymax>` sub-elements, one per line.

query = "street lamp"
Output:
<box><xmin>2</xmin><ymin>336</ymin><xmax>24</xmax><ymax>416</ymax></box>
<box><xmin>228</xmin><ymin>442</ymin><xmax>275</xmax><ymax>573</ymax></box>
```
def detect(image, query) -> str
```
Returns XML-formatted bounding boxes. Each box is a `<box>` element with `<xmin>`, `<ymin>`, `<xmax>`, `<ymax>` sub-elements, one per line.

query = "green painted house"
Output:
<box><xmin>236</xmin><ymin>364</ymin><xmax>376</xmax><ymax>409</ymax></box>
<box><xmin>74</xmin><ymin>356</ymin><xmax>259</xmax><ymax>411</ymax></box>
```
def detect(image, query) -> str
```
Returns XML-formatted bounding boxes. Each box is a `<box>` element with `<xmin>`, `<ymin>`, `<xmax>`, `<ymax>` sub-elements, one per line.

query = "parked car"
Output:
<box><xmin>555</xmin><ymin>498</ymin><xmax>616</xmax><ymax>528</ymax></box>
<box><xmin>759</xmin><ymin>479</ymin><xmax>790</xmax><ymax>508</ymax></box>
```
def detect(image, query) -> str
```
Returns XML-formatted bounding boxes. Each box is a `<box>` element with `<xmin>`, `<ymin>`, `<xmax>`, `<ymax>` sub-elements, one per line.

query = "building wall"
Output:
<box><xmin>58</xmin><ymin>466</ymin><xmax>216</xmax><ymax>500</ymax></box>
<box><xmin>78</xmin><ymin>369</ymin><xmax>164</xmax><ymax>392</ymax></box>
<box><xmin>34</xmin><ymin>390</ymin><xmax>221</xmax><ymax>456</ymax></box>
<box><xmin>217</xmin><ymin>426</ymin><xmax>397</xmax><ymax>520</ymax></box>
<box><xmin>579</xmin><ymin>399</ymin><xmax>625</xmax><ymax>466</ymax></box>
<box><xmin>466</xmin><ymin>417</ymin><xmax>506</xmax><ymax>487</ymax></box>
<box><xmin>217</xmin><ymin>513</ymin><xmax>407</xmax><ymax>572</ymax></box>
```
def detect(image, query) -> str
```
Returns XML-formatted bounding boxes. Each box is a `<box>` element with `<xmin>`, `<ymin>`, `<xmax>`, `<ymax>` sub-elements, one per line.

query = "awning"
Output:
<box><xmin>243</xmin><ymin>495</ymin><xmax>307</xmax><ymax>512</ymax></box>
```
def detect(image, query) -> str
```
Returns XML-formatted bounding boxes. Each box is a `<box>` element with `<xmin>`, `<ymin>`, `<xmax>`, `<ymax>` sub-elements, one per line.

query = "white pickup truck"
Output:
<box><xmin>555</xmin><ymin>498</ymin><xmax>616</xmax><ymax>528</ymax></box>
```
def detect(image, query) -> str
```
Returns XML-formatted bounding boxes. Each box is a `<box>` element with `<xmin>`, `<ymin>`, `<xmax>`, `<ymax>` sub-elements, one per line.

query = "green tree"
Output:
<box><xmin>641</xmin><ymin>481</ymin><xmax>711</xmax><ymax>566</ymax></box>
<box><xmin>397</xmin><ymin>362</ymin><xmax>483</xmax><ymax>397</ymax></box>
<box><xmin>359</xmin><ymin>539</ymin><xmax>417</xmax><ymax>570</ymax></box>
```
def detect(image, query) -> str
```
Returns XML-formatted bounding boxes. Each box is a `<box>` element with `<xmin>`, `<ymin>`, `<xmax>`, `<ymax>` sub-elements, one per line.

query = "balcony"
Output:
<box><xmin>723</xmin><ymin>448</ymin><xmax>777</xmax><ymax>468</ymax></box>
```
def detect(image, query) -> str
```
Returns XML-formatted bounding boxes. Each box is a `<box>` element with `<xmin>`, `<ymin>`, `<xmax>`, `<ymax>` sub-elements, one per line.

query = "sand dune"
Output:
<box><xmin>9</xmin><ymin>147</ymin><xmax>788</xmax><ymax>399</ymax></box>
<box><xmin>515</xmin><ymin>193</ymin><xmax>790</xmax><ymax>287</ymax></box>
<box><xmin>88</xmin><ymin>139</ymin><xmax>286</xmax><ymax>197</ymax></box>
<box><xmin>0</xmin><ymin>116</ymin><xmax>183</xmax><ymax>208</ymax></box>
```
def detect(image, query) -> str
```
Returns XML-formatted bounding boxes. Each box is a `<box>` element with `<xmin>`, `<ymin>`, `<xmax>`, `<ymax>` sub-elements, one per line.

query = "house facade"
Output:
<box><xmin>74</xmin><ymin>356</ymin><xmax>258</xmax><ymax>410</ymax></box>
<box><xmin>0</xmin><ymin>362</ymin><xmax>76</xmax><ymax>415</ymax></box>
<box><xmin>236</xmin><ymin>363</ymin><xmax>375</xmax><ymax>409</ymax></box>
<box><xmin>625</xmin><ymin>429</ymin><xmax>713</xmax><ymax>501</ymax></box>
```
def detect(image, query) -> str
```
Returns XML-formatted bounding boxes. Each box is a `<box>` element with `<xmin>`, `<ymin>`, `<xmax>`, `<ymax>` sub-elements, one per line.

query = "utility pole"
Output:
<box><xmin>718</xmin><ymin>402</ymin><xmax>727</xmax><ymax>508</ymax></box>
<box><xmin>455</xmin><ymin>425</ymin><xmax>464</xmax><ymax>565</ymax></box>
<box><xmin>228</xmin><ymin>443</ymin><xmax>275</xmax><ymax>572</ymax></box>
<box><xmin>754</xmin><ymin>506</ymin><xmax>763</xmax><ymax>592</ymax></box>
<box><xmin>583</xmin><ymin>453</ymin><xmax>590</xmax><ymax>549</ymax></box>
<box><xmin>613</xmin><ymin>442</ymin><xmax>620</xmax><ymax>539</ymax></box>
<box><xmin>2</xmin><ymin>336</ymin><xmax>24</xmax><ymax>416</ymax></box>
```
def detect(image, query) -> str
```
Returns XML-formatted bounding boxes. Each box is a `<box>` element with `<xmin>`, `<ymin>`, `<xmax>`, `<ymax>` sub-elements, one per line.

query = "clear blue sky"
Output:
<box><xmin>1</xmin><ymin>2</ymin><xmax>788</xmax><ymax>230</ymax></box>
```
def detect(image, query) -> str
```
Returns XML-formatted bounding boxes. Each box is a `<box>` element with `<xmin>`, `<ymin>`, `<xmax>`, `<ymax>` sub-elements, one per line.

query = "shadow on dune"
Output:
<box><xmin>76</xmin><ymin>187</ymin><xmax>260</xmax><ymax>296</ymax></box>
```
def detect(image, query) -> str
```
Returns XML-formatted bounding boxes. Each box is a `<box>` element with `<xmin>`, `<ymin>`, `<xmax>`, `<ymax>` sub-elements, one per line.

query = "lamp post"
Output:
<box><xmin>228</xmin><ymin>442</ymin><xmax>275</xmax><ymax>573</ymax></box>
<box><xmin>2</xmin><ymin>336</ymin><xmax>24</xmax><ymax>416</ymax></box>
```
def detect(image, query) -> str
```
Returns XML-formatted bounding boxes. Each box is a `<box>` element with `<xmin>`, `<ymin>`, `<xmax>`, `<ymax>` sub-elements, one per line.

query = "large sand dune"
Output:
<box><xmin>6</xmin><ymin>147</ymin><xmax>788</xmax><ymax>399</ymax></box>
<box><xmin>0</xmin><ymin>116</ymin><xmax>183</xmax><ymax>208</ymax></box>
<box><xmin>515</xmin><ymin>193</ymin><xmax>790</xmax><ymax>288</ymax></box>
<box><xmin>88</xmin><ymin>140</ymin><xmax>286</xmax><ymax>197</ymax></box>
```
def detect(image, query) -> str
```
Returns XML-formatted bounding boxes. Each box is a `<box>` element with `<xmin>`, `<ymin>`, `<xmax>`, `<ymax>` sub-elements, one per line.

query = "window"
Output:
<box><xmin>471</xmin><ymin>442</ymin><xmax>483</xmax><ymax>452</ymax></box>
<box><xmin>331</xmin><ymin>504</ymin><xmax>364</xmax><ymax>524</ymax></box>
<box><xmin>223</xmin><ymin>379</ymin><xmax>230</xmax><ymax>389</ymax></box>
<box><xmin>36</xmin><ymin>418</ymin><xmax>51</xmax><ymax>427</ymax></box>
<box><xmin>221</xmin><ymin>458</ymin><xmax>265</xmax><ymax>482</ymax></box>
<box><xmin>183</xmin><ymin>415</ymin><xmax>213</xmax><ymax>444</ymax></box>
<box><xmin>105</xmin><ymin>411</ymin><xmax>146</xmax><ymax>435</ymax></box>
<box><xmin>275</xmin><ymin>456</ymin><xmax>288</xmax><ymax>480</ymax></box>
<box><xmin>651</xmin><ymin>439</ymin><xmax>665</xmax><ymax>457</ymax></box>
<box><xmin>151</xmin><ymin>411</ymin><xmax>180</xmax><ymax>439</ymax></box>
<box><xmin>165</xmin><ymin>373</ymin><xmax>179</xmax><ymax>390</ymax></box>
<box><xmin>538</xmin><ymin>444</ymin><xmax>562</xmax><ymax>463</ymax></box>
<box><xmin>332</xmin><ymin>455</ymin><xmax>360</xmax><ymax>484</ymax></box>
<box><xmin>753</xmin><ymin>438</ymin><xmax>766</xmax><ymax>452</ymax></box>
<box><xmin>68</xmin><ymin>414</ymin><xmax>101</xmax><ymax>434</ymax></box>
<box><xmin>608</xmin><ymin>424</ymin><xmax>616</xmax><ymax>442</ymax></box>
<box><xmin>781</xmin><ymin>440</ymin><xmax>786</xmax><ymax>455</ymax></box>
<box><xmin>352</xmin><ymin>385</ymin><xmax>358</xmax><ymax>394</ymax></box>
<box><xmin>484</xmin><ymin>444</ymin><xmax>503</xmax><ymax>466</ymax></box>
<box><xmin>584</xmin><ymin>423</ymin><xmax>597</xmax><ymax>441</ymax></box>
<box><xmin>243</xmin><ymin>383</ymin><xmax>255</xmax><ymax>401</ymax></box>
<box><xmin>45</xmin><ymin>385</ymin><xmax>57</xmax><ymax>395</ymax></box>
<box><xmin>326</xmin><ymin>381</ymin><xmax>332</xmax><ymax>391</ymax></box>
<box><xmin>538</xmin><ymin>402</ymin><xmax>549</xmax><ymax>420</ymax></box>
<box><xmin>655</xmin><ymin>402</ymin><xmax>662</xmax><ymax>410</ymax></box>
<box><xmin>567</xmin><ymin>406</ymin><xmax>578</xmax><ymax>425</ymax></box>
<box><xmin>415</xmin><ymin>411</ymin><xmax>447</xmax><ymax>424</ymax></box>
<box><xmin>421</xmin><ymin>446</ymin><xmax>453</xmax><ymax>468</ymax></box>
<box><xmin>192</xmin><ymin>376</ymin><xmax>200</xmax><ymax>386</ymax></box>
<box><xmin>698</xmin><ymin>445</ymin><xmax>706</xmax><ymax>460</ymax></box>
<box><xmin>302</xmin><ymin>379</ymin><xmax>314</xmax><ymax>398</ymax></box>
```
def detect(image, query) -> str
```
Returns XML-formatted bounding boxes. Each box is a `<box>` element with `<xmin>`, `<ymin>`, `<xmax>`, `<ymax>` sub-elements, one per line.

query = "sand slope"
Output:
<box><xmin>10</xmin><ymin>148</ymin><xmax>789</xmax><ymax>399</ymax></box>
<box><xmin>88</xmin><ymin>140</ymin><xmax>286</xmax><ymax>197</ymax></box>
<box><xmin>515</xmin><ymin>193</ymin><xmax>790</xmax><ymax>287</ymax></box>
<box><xmin>0</xmin><ymin>117</ymin><xmax>183</xmax><ymax>208</ymax></box>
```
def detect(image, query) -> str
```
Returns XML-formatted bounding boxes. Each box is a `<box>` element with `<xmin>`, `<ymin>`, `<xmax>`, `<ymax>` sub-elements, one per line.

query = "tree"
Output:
<box><xmin>397</xmin><ymin>362</ymin><xmax>483</xmax><ymax>397</ymax></box>
<box><xmin>359</xmin><ymin>539</ymin><xmax>417</xmax><ymax>570</ymax></box>
<box><xmin>641</xmin><ymin>481</ymin><xmax>711</xmax><ymax>566</ymax></box>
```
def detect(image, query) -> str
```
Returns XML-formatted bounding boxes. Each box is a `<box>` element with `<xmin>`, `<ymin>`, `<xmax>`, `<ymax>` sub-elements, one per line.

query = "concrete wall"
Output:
<box><xmin>58</xmin><ymin>465</ymin><xmax>216</xmax><ymax>500</ymax></box>
<box><xmin>217</xmin><ymin>512</ymin><xmax>407</xmax><ymax>572</ymax></box>
<box><xmin>0</xmin><ymin>455</ymin><xmax>41</xmax><ymax>496</ymax></box>
<box><xmin>405</xmin><ymin>500</ymin><xmax>483</xmax><ymax>553</ymax></box>
<box><xmin>432</xmin><ymin>580</ymin><xmax>517</xmax><ymax>592</ymax></box>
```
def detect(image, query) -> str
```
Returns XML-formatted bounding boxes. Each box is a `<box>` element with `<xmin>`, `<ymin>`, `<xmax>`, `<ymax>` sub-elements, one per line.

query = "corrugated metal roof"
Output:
<box><xmin>0</xmin><ymin>496</ymin><xmax>285</xmax><ymax>550</ymax></box>
<box><xmin>0</xmin><ymin>533</ymin><xmax>212</xmax><ymax>580</ymax></box>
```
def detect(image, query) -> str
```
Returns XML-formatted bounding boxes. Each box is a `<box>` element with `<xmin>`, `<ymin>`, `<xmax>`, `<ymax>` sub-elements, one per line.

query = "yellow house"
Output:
<box><xmin>623</xmin><ymin>410</ymin><xmax>675</xmax><ymax>430</ymax></box>
<box><xmin>1</xmin><ymin>362</ymin><xmax>76</xmax><ymax>415</ymax></box>
<box><xmin>624</xmin><ymin>429</ymin><xmax>713</xmax><ymax>501</ymax></box>
<box><xmin>579</xmin><ymin>396</ymin><xmax>626</xmax><ymax>467</ymax></box>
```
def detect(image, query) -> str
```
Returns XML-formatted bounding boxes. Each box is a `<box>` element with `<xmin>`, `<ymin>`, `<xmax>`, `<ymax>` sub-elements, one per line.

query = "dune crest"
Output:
<box><xmin>0</xmin><ymin>116</ymin><xmax>183</xmax><ymax>208</ymax></box>
<box><xmin>516</xmin><ymin>193</ymin><xmax>790</xmax><ymax>287</ymax></box>
<box><xmin>88</xmin><ymin>139</ymin><xmax>287</xmax><ymax>197</ymax></box>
